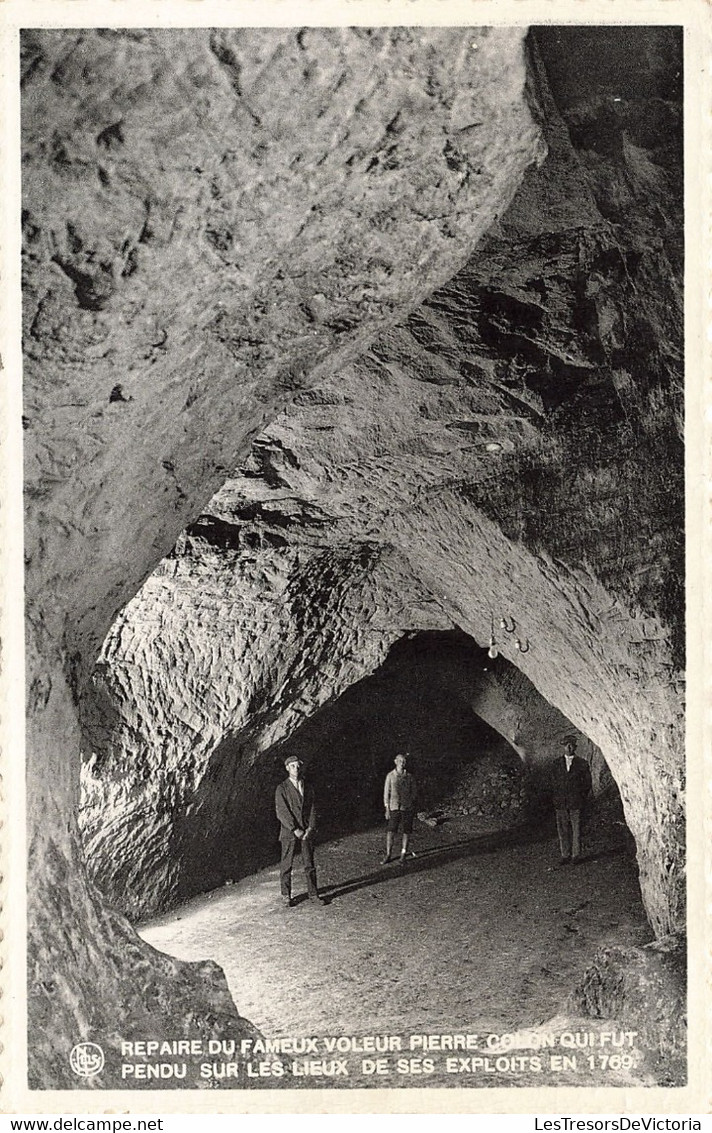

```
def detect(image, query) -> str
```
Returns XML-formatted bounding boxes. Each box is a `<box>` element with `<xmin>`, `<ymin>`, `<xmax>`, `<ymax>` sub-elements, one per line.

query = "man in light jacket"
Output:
<box><xmin>382</xmin><ymin>752</ymin><xmax>417</xmax><ymax>865</ymax></box>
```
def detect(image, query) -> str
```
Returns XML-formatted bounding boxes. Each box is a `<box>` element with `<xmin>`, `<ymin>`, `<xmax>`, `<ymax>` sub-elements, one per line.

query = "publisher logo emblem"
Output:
<box><xmin>70</xmin><ymin>1042</ymin><xmax>105</xmax><ymax>1077</ymax></box>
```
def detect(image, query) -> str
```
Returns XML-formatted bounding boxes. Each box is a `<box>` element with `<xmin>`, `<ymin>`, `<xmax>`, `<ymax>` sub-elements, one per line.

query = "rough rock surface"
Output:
<box><xmin>82</xmin><ymin>29</ymin><xmax>685</xmax><ymax>941</ymax></box>
<box><xmin>30</xmin><ymin>820</ymin><xmax>261</xmax><ymax>1091</ymax></box>
<box><xmin>436</xmin><ymin>751</ymin><xmax>529</xmax><ymax>822</ymax></box>
<box><xmin>23</xmin><ymin>27</ymin><xmax>544</xmax><ymax>1087</ymax></box>
<box><xmin>23</xmin><ymin>26</ymin><xmax>541</xmax><ymax>669</ymax></box>
<box><xmin>570</xmin><ymin>936</ymin><xmax>686</xmax><ymax>1086</ymax></box>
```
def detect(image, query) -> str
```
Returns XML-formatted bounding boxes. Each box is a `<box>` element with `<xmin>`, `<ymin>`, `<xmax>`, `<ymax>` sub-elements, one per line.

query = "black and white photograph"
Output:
<box><xmin>3</xmin><ymin>2</ymin><xmax>709</xmax><ymax>1112</ymax></box>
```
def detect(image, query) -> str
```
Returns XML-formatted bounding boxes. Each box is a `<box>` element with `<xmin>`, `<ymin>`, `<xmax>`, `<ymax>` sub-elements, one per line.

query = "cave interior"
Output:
<box><xmin>20</xmin><ymin>23</ymin><xmax>687</xmax><ymax>1091</ymax></box>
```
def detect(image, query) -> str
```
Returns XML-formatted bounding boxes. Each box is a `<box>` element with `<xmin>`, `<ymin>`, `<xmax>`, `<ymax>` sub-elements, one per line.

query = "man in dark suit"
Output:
<box><xmin>275</xmin><ymin>755</ymin><xmax>325</xmax><ymax>906</ymax></box>
<box><xmin>551</xmin><ymin>736</ymin><xmax>592</xmax><ymax>864</ymax></box>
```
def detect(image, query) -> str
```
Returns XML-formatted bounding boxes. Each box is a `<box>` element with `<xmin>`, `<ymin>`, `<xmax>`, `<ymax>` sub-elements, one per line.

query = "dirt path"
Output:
<box><xmin>140</xmin><ymin>814</ymin><xmax>653</xmax><ymax>1088</ymax></box>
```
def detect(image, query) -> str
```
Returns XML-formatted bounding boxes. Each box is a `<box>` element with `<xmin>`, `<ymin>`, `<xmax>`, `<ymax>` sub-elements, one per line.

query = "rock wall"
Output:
<box><xmin>22</xmin><ymin>27</ymin><xmax>543</xmax><ymax>1086</ymax></box>
<box><xmin>79</xmin><ymin>28</ymin><xmax>685</xmax><ymax>946</ymax></box>
<box><xmin>23</xmin><ymin>26</ymin><xmax>541</xmax><ymax>670</ymax></box>
<box><xmin>570</xmin><ymin>936</ymin><xmax>686</xmax><ymax>1086</ymax></box>
<box><xmin>80</xmin><ymin>543</ymin><xmax>451</xmax><ymax>919</ymax></box>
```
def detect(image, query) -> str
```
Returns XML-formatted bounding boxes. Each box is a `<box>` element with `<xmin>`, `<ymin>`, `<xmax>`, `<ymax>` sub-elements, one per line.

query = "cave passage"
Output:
<box><xmin>140</xmin><ymin>789</ymin><xmax>650</xmax><ymax>1088</ymax></box>
<box><xmin>152</xmin><ymin>629</ymin><xmax>616</xmax><ymax>912</ymax></box>
<box><xmin>139</xmin><ymin>631</ymin><xmax>653</xmax><ymax>1087</ymax></box>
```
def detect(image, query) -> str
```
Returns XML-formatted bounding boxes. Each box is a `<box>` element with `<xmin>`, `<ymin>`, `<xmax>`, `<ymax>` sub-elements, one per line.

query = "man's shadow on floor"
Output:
<box><xmin>320</xmin><ymin>822</ymin><xmax>563</xmax><ymax>902</ymax></box>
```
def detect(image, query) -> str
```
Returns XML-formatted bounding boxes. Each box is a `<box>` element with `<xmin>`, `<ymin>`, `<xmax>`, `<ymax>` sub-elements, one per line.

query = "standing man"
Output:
<box><xmin>551</xmin><ymin>736</ymin><xmax>592</xmax><ymax>865</ymax></box>
<box><xmin>275</xmin><ymin>755</ymin><xmax>325</xmax><ymax>906</ymax></box>
<box><xmin>382</xmin><ymin>752</ymin><xmax>417</xmax><ymax>865</ymax></box>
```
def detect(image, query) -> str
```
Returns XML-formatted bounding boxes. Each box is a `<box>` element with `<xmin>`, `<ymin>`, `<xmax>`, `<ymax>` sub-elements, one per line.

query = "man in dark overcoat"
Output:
<box><xmin>550</xmin><ymin>736</ymin><xmax>592</xmax><ymax>864</ymax></box>
<box><xmin>275</xmin><ymin>755</ymin><xmax>325</xmax><ymax>906</ymax></box>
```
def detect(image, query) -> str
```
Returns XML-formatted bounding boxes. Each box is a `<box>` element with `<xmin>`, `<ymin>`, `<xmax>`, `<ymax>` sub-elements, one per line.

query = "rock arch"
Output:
<box><xmin>20</xmin><ymin>25</ymin><xmax>684</xmax><ymax>1087</ymax></box>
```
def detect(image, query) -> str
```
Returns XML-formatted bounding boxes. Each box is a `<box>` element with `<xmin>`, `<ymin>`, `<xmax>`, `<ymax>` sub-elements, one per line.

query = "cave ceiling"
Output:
<box><xmin>22</xmin><ymin>26</ymin><xmax>543</xmax><ymax>669</ymax></box>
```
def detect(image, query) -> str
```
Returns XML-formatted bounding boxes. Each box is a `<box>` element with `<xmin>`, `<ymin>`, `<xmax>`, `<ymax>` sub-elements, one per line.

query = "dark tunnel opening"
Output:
<box><xmin>268</xmin><ymin>630</ymin><xmax>633</xmax><ymax>861</ymax></box>
<box><xmin>273</xmin><ymin>630</ymin><xmax>538</xmax><ymax>839</ymax></box>
<box><xmin>172</xmin><ymin>630</ymin><xmax>636</xmax><ymax>915</ymax></box>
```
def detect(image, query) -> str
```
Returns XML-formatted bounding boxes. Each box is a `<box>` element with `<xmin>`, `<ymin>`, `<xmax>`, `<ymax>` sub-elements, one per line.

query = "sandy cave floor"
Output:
<box><xmin>140</xmin><ymin>812</ymin><xmax>656</xmax><ymax>1088</ymax></box>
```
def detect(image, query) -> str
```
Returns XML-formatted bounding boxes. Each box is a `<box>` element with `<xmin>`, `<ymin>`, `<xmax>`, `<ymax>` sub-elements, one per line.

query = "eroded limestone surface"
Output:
<box><xmin>82</xmin><ymin>27</ymin><xmax>684</xmax><ymax>946</ymax></box>
<box><xmin>570</xmin><ymin>937</ymin><xmax>686</xmax><ymax>1086</ymax></box>
<box><xmin>23</xmin><ymin>27</ymin><xmax>545</xmax><ymax>1087</ymax></box>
